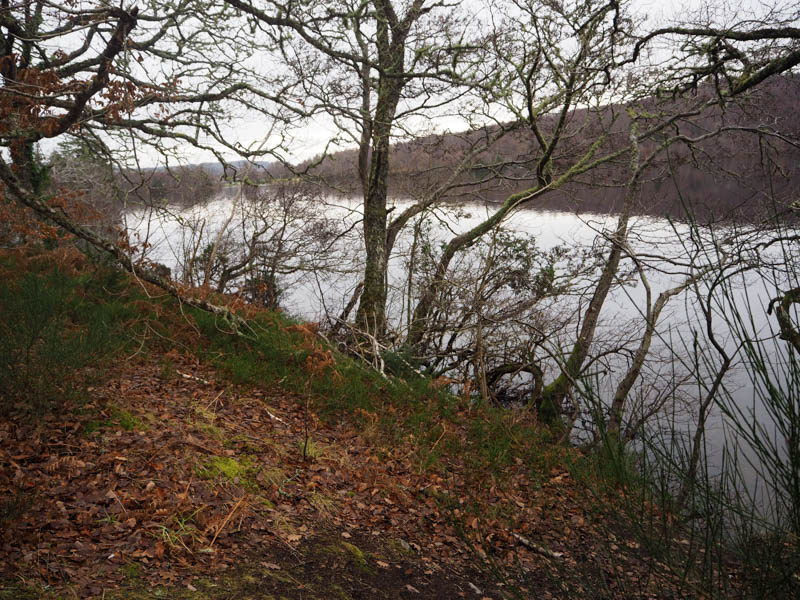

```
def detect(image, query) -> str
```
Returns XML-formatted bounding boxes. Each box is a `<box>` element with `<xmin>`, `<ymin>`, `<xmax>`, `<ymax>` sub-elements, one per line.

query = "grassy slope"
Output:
<box><xmin>0</xmin><ymin>248</ymin><xmax>742</xmax><ymax>599</ymax></box>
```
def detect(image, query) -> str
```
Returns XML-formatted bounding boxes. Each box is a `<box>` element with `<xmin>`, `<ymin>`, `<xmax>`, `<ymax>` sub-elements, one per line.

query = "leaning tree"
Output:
<box><xmin>0</xmin><ymin>0</ymin><xmax>291</xmax><ymax>324</ymax></box>
<box><xmin>403</xmin><ymin>0</ymin><xmax>800</xmax><ymax>426</ymax></box>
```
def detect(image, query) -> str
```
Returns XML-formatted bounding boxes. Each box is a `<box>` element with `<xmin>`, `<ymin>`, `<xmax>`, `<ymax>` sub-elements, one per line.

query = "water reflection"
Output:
<box><xmin>125</xmin><ymin>193</ymin><xmax>797</xmax><ymax>516</ymax></box>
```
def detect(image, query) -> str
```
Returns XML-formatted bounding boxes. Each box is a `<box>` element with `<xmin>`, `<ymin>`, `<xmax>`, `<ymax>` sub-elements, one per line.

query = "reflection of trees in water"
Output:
<box><xmin>120</xmin><ymin>164</ymin><xmax>223</xmax><ymax>210</ymax></box>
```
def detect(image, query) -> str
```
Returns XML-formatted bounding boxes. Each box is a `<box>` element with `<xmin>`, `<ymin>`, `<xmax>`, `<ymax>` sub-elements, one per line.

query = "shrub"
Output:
<box><xmin>0</xmin><ymin>262</ymin><xmax>129</xmax><ymax>415</ymax></box>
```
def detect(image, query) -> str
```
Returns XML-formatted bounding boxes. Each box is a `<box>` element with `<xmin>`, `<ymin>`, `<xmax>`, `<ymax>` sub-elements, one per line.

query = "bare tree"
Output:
<box><xmin>190</xmin><ymin>184</ymin><xmax>346</xmax><ymax>309</ymax></box>
<box><xmin>0</xmin><ymin>1</ymin><xmax>286</xmax><ymax>329</ymax></box>
<box><xmin>221</xmin><ymin>0</ymin><xmax>501</xmax><ymax>336</ymax></box>
<box><xmin>403</xmin><ymin>0</ymin><xmax>800</xmax><ymax>428</ymax></box>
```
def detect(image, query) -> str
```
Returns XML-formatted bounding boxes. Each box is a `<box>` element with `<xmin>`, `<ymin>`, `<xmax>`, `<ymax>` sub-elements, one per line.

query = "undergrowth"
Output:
<box><xmin>0</xmin><ymin>253</ymin><xmax>137</xmax><ymax>415</ymax></box>
<box><xmin>191</xmin><ymin>307</ymin><xmax>560</xmax><ymax>485</ymax></box>
<box><xmin>0</xmin><ymin>248</ymin><xmax>561</xmax><ymax>489</ymax></box>
<box><xmin>0</xmin><ymin>246</ymin><xmax>663</xmax><ymax>597</ymax></box>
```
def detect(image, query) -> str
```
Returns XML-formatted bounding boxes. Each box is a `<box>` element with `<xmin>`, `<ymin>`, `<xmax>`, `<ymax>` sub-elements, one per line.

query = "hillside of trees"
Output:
<box><xmin>53</xmin><ymin>72</ymin><xmax>800</xmax><ymax>221</ymax></box>
<box><xmin>291</xmin><ymin>75</ymin><xmax>800</xmax><ymax>220</ymax></box>
<box><xmin>106</xmin><ymin>75</ymin><xmax>799</xmax><ymax>222</ymax></box>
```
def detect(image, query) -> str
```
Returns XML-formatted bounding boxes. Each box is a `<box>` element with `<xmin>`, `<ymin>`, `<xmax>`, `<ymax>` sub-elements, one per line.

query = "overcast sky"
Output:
<box><xmin>38</xmin><ymin>0</ymin><xmax>785</xmax><ymax>169</ymax></box>
<box><xmin>177</xmin><ymin>0</ymin><xmax>779</xmax><ymax>167</ymax></box>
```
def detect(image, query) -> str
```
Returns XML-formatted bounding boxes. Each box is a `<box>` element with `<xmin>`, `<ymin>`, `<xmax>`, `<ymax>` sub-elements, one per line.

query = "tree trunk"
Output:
<box><xmin>537</xmin><ymin>222</ymin><xmax>627</xmax><ymax>426</ymax></box>
<box><xmin>355</xmin><ymin>101</ymin><xmax>396</xmax><ymax>335</ymax></box>
<box><xmin>607</xmin><ymin>272</ymin><xmax>700</xmax><ymax>438</ymax></box>
<box><xmin>538</xmin><ymin>126</ymin><xmax>642</xmax><ymax>427</ymax></box>
<box><xmin>354</xmin><ymin>31</ymin><xmax>404</xmax><ymax>335</ymax></box>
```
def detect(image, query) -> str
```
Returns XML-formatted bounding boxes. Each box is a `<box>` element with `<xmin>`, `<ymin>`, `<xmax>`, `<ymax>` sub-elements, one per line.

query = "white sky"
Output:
<box><xmin>39</xmin><ymin>0</ymin><xmax>785</xmax><ymax>168</ymax></box>
<box><xmin>174</xmin><ymin>0</ymin><xmax>778</xmax><ymax>167</ymax></box>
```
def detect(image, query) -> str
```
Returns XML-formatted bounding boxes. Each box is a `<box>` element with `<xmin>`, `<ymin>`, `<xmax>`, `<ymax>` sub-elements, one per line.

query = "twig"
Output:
<box><xmin>267</xmin><ymin>410</ymin><xmax>287</xmax><ymax>426</ymax></box>
<box><xmin>430</xmin><ymin>423</ymin><xmax>447</xmax><ymax>452</ymax></box>
<box><xmin>204</xmin><ymin>389</ymin><xmax>225</xmax><ymax>412</ymax></box>
<box><xmin>511</xmin><ymin>532</ymin><xmax>564</xmax><ymax>559</ymax></box>
<box><xmin>178</xmin><ymin>371</ymin><xmax>212</xmax><ymax>385</ymax></box>
<box><xmin>178</xmin><ymin>478</ymin><xmax>192</xmax><ymax>504</ymax></box>
<box><xmin>106</xmin><ymin>489</ymin><xmax>127</xmax><ymax>514</ymax></box>
<box><xmin>330</xmin><ymin>317</ymin><xmax>428</xmax><ymax>379</ymax></box>
<box><xmin>209</xmin><ymin>494</ymin><xmax>248</xmax><ymax>547</ymax></box>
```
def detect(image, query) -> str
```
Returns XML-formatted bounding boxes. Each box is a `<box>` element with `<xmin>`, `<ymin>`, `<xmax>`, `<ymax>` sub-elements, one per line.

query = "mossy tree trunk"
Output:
<box><xmin>355</xmin><ymin>80</ymin><xmax>402</xmax><ymax>335</ymax></box>
<box><xmin>354</xmin><ymin>0</ymin><xmax>421</xmax><ymax>337</ymax></box>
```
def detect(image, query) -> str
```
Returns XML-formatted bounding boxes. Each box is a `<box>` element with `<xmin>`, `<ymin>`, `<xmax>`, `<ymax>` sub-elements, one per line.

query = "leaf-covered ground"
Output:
<box><xmin>0</xmin><ymin>345</ymin><xmax>689</xmax><ymax>599</ymax></box>
<box><xmin>0</xmin><ymin>249</ymin><xmax>713</xmax><ymax>598</ymax></box>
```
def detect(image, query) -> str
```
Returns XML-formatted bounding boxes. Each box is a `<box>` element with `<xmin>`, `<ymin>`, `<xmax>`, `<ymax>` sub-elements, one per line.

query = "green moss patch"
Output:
<box><xmin>196</xmin><ymin>455</ymin><xmax>259</xmax><ymax>490</ymax></box>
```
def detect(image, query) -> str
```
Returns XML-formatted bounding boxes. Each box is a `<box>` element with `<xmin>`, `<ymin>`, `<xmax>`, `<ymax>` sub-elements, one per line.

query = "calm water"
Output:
<box><xmin>125</xmin><ymin>193</ymin><xmax>798</xmax><ymax>516</ymax></box>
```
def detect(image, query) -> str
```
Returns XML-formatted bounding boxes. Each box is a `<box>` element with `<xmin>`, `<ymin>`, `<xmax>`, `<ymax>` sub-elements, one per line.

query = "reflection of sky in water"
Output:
<box><xmin>127</xmin><ymin>193</ymin><xmax>797</xmax><ymax>520</ymax></box>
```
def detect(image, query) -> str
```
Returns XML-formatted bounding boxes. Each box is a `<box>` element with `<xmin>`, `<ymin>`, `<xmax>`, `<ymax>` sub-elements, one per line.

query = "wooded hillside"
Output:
<box><xmin>289</xmin><ymin>75</ymin><xmax>800</xmax><ymax>219</ymax></box>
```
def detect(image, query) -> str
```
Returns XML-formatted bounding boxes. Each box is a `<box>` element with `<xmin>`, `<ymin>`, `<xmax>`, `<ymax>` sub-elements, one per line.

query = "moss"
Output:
<box><xmin>341</xmin><ymin>542</ymin><xmax>367</xmax><ymax>567</ymax></box>
<box><xmin>119</xmin><ymin>562</ymin><xmax>141</xmax><ymax>580</ymax></box>
<box><xmin>197</xmin><ymin>421</ymin><xmax>224</xmax><ymax>441</ymax></box>
<box><xmin>386</xmin><ymin>537</ymin><xmax>415</xmax><ymax>558</ymax></box>
<box><xmin>261</xmin><ymin>569</ymin><xmax>294</xmax><ymax>585</ymax></box>
<box><xmin>102</xmin><ymin>568</ymin><xmax>285</xmax><ymax>598</ymax></box>
<box><xmin>112</xmin><ymin>407</ymin><xmax>142</xmax><ymax>431</ymax></box>
<box><xmin>255</xmin><ymin>494</ymin><xmax>275</xmax><ymax>509</ymax></box>
<box><xmin>80</xmin><ymin>406</ymin><xmax>143</xmax><ymax>436</ymax></box>
<box><xmin>193</xmin><ymin>405</ymin><xmax>217</xmax><ymax>421</ymax></box>
<box><xmin>0</xmin><ymin>580</ymin><xmax>40</xmax><ymax>600</ymax></box>
<box><xmin>298</xmin><ymin>437</ymin><xmax>327</xmax><ymax>461</ymax></box>
<box><xmin>196</xmin><ymin>455</ymin><xmax>259</xmax><ymax>490</ymax></box>
<box><xmin>81</xmin><ymin>420</ymin><xmax>105</xmax><ymax>436</ymax></box>
<box><xmin>320</xmin><ymin>541</ymin><xmax>372</xmax><ymax>574</ymax></box>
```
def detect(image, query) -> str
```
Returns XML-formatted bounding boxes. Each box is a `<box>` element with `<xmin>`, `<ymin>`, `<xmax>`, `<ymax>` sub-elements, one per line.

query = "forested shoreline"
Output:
<box><xmin>3</xmin><ymin>0</ymin><xmax>800</xmax><ymax>597</ymax></box>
